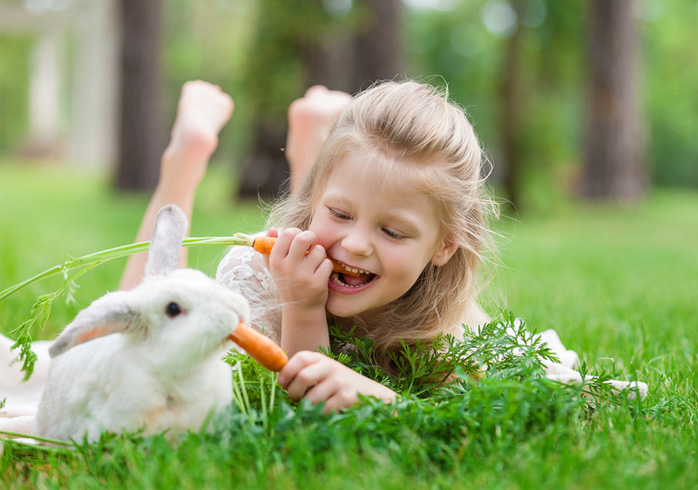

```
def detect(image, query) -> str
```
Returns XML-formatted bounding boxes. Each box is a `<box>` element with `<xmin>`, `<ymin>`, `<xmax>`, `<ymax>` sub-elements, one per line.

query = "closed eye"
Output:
<box><xmin>328</xmin><ymin>207</ymin><xmax>351</xmax><ymax>220</ymax></box>
<box><xmin>382</xmin><ymin>227</ymin><xmax>406</xmax><ymax>240</ymax></box>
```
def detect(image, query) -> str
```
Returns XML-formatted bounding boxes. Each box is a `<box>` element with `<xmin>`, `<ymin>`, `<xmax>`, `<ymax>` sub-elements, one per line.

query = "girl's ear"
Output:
<box><xmin>431</xmin><ymin>240</ymin><xmax>458</xmax><ymax>267</ymax></box>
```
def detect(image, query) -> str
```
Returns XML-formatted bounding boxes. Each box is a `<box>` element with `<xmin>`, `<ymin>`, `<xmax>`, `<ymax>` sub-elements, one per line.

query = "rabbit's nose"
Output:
<box><xmin>226</xmin><ymin>294</ymin><xmax>251</xmax><ymax>325</ymax></box>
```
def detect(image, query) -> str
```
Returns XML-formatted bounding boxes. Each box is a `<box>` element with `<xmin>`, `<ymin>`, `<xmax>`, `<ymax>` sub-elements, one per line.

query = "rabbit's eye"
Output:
<box><xmin>165</xmin><ymin>302</ymin><xmax>182</xmax><ymax>318</ymax></box>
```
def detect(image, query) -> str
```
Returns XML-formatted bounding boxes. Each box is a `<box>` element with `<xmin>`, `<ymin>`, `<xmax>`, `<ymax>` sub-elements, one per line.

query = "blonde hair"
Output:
<box><xmin>270</xmin><ymin>80</ymin><xmax>497</xmax><ymax>373</ymax></box>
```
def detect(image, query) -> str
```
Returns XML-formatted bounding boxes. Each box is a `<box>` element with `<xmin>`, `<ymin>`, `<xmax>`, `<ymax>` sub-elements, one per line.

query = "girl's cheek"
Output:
<box><xmin>310</xmin><ymin>217</ymin><xmax>339</xmax><ymax>249</ymax></box>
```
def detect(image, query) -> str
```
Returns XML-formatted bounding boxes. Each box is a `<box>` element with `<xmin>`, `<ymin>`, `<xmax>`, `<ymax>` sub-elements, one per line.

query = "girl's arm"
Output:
<box><xmin>278</xmin><ymin>351</ymin><xmax>397</xmax><ymax>413</ymax></box>
<box><xmin>120</xmin><ymin>81</ymin><xmax>233</xmax><ymax>290</ymax></box>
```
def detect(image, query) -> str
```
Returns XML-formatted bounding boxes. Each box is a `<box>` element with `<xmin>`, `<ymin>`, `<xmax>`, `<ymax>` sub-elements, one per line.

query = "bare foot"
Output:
<box><xmin>285</xmin><ymin>86</ymin><xmax>352</xmax><ymax>193</ymax></box>
<box><xmin>162</xmin><ymin>81</ymin><xmax>234</xmax><ymax>188</ymax></box>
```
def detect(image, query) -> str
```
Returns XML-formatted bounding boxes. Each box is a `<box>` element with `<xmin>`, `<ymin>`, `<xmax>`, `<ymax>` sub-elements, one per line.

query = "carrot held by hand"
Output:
<box><xmin>251</xmin><ymin>236</ymin><xmax>362</xmax><ymax>278</ymax></box>
<box><xmin>250</xmin><ymin>236</ymin><xmax>277</xmax><ymax>255</ymax></box>
<box><xmin>229</xmin><ymin>322</ymin><xmax>288</xmax><ymax>371</ymax></box>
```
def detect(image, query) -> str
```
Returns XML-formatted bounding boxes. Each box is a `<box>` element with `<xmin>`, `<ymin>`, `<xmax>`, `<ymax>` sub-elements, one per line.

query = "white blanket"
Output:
<box><xmin>0</xmin><ymin>335</ymin><xmax>53</xmax><ymax>435</ymax></box>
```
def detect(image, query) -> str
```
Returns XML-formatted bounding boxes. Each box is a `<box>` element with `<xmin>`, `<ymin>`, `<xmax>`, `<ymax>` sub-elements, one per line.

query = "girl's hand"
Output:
<box><xmin>266</xmin><ymin>228</ymin><xmax>334</xmax><ymax>312</ymax></box>
<box><xmin>278</xmin><ymin>351</ymin><xmax>397</xmax><ymax>414</ymax></box>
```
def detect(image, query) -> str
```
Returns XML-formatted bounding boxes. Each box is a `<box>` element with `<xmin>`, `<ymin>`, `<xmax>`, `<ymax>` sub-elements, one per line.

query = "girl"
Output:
<box><xmin>120</xmin><ymin>80</ymin><xmax>643</xmax><ymax>414</ymax></box>
<box><xmin>235</xmin><ymin>80</ymin><xmax>497</xmax><ymax>412</ymax></box>
<box><xmin>122</xmin><ymin>79</ymin><xmax>494</xmax><ymax>413</ymax></box>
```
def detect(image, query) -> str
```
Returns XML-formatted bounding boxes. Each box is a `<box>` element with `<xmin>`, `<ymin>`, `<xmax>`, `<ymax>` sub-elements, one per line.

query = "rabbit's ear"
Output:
<box><xmin>145</xmin><ymin>205</ymin><xmax>188</xmax><ymax>277</ymax></box>
<box><xmin>49</xmin><ymin>291</ymin><xmax>137</xmax><ymax>358</ymax></box>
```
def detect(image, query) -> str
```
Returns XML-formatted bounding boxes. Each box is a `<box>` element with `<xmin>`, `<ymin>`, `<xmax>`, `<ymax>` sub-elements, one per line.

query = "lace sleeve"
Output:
<box><xmin>216</xmin><ymin>246</ymin><xmax>282</xmax><ymax>345</ymax></box>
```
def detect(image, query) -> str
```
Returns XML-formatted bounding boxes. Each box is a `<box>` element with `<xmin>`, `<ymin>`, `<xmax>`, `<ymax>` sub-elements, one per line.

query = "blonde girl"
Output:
<box><xmin>121</xmin><ymin>79</ymin><xmax>494</xmax><ymax>412</ymax></box>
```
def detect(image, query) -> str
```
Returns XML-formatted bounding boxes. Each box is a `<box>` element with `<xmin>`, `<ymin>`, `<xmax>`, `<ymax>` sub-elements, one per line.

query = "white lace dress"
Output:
<box><xmin>216</xmin><ymin>245</ymin><xmax>283</xmax><ymax>346</ymax></box>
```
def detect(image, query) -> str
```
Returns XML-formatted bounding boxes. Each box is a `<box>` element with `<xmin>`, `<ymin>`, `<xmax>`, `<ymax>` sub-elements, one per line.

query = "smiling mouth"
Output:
<box><xmin>331</xmin><ymin>259</ymin><xmax>367</xmax><ymax>278</ymax></box>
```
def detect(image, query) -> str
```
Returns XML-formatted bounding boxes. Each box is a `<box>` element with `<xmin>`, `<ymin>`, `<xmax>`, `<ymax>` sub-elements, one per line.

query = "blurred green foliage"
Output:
<box><xmin>643</xmin><ymin>0</ymin><xmax>698</xmax><ymax>186</ymax></box>
<box><xmin>0</xmin><ymin>0</ymin><xmax>696</xmax><ymax>195</ymax></box>
<box><xmin>404</xmin><ymin>0</ymin><xmax>698</xmax><ymax>202</ymax></box>
<box><xmin>0</xmin><ymin>34</ymin><xmax>32</xmax><ymax>153</ymax></box>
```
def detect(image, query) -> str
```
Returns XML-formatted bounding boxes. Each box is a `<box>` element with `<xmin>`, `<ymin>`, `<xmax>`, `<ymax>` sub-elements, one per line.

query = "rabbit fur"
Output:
<box><xmin>35</xmin><ymin>205</ymin><xmax>250</xmax><ymax>442</ymax></box>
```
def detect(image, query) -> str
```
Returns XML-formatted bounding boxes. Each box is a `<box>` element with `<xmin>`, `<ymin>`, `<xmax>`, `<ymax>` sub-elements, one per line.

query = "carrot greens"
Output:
<box><xmin>0</xmin><ymin>234</ymin><xmax>255</xmax><ymax>380</ymax></box>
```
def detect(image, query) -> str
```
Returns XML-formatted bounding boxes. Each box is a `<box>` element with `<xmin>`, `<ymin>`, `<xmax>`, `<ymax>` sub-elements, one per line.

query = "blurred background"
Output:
<box><xmin>0</xmin><ymin>0</ymin><xmax>696</xmax><ymax>212</ymax></box>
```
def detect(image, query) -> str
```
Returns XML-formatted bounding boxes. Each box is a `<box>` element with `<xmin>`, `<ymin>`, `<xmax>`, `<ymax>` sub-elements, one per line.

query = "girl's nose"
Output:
<box><xmin>342</xmin><ymin>228</ymin><xmax>373</xmax><ymax>257</ymax></box>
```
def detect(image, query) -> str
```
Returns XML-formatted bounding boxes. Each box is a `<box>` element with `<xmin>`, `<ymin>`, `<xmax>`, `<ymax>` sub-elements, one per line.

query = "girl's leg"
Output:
<box><xmin>120</xmin><ymin>81</ymin><xmax>233</xmax><ymax>290</ymax></box>
<box><xmin>285</xmin><ymin>86</ymin><xmax>352</xmax><ymax>194</ymax></box>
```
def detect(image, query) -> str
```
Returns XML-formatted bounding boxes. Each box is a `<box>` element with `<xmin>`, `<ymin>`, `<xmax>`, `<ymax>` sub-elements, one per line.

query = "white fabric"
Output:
<box><xmin>536</xmin><ymin>329</ymin><xmax>647</xmax><ymax>400</ymax></box>
<box><xmin>0</xmin><ymin>336</ymin><xmax>51</xmax><ymax>418</ymax></box>
<box><xmin>0</xmin><ymin>245</ymin><xmax>647</xmax><ymax>439</ymax></box>
<box><xmin>0</xmin><ymin>335</ymin><xmax>49</xmax><ymax>440</ymax></box>
<box><xmin>216</xmin><ymin>245</ymin><xmax>283</xmax><ymax>345</ymax></box>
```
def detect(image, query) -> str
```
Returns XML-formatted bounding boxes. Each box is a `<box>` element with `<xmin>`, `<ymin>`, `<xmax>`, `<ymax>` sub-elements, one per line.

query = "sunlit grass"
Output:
<box><xmin>1</xmin><ymin>161</ymin><xmax>696</xmax><ymax>488</ymax></box>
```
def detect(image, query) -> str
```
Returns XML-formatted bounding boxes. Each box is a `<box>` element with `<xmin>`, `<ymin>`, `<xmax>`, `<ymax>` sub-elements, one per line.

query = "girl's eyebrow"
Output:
<box><xmin>380</xmin><ymin>211</ymin><xmax>421</xmax><ymax>233</ymax></box>
<box><xmin>322</xmin><ymin>191</ymin><xmax>351</xmax><ymax>205</ymax></box>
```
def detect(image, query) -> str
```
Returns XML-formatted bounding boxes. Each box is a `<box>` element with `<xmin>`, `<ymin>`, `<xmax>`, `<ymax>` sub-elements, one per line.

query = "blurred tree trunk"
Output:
<box><xmin>352</xmin><ymin>0</ymin><xmax>403</xmax><ymax>89</ymax></box>
<box><xmin>115</xmin><ymin>0</ymin><xmax>163</xmax><ymax>191</ymax></box>
<box><xmin>582</xmin><ymin>0</ymin><xmax>646</xmax><ymax>200</ymax></box>
<box><xmin>304</xmin><ymin>0</ymin><xmax>404</xmax><ymax>92</ymax></box>
<box><xmin>238</xmin><ymin>0</ymin><xmax>404</xmax><ymax>199</ymax></box>
<box><xmin>237</xmin><ymin>0</ymin><xmax>313</xmax><ymax>199</ymax></box>
<box><xmin>501</xmin><ymin>0</ymin><xmax>524</xmax><ymax>210</ymax></box>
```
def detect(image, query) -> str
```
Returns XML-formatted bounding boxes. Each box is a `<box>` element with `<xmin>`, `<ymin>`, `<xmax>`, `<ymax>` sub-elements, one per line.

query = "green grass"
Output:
<box><xmin>1</xmin><ymin>161</ymin><xmax>697</xmax><ymax>488</ymax></box>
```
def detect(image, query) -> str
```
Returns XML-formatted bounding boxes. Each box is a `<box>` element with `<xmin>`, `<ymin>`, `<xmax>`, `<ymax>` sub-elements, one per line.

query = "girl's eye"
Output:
<box><xmin>382</xmin><ymin>228</ymin><xmax>405</xmax><ymax>240</ymax></box>
<box><xmin>329</xmin><ymin>208</ymin><xmax>351</xmax><ymax>220</ymax></box>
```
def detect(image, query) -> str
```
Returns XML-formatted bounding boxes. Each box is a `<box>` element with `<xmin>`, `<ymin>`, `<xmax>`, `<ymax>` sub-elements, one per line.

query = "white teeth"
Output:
<box><xmin>332</xmin><ymin>274</ymin><xmax>370</xmax><ymax>288</ymax></box>
<box><xmin>343</xmin><ymin>264</ymin><xmax>367</xmax><ymax>275</ymax></box>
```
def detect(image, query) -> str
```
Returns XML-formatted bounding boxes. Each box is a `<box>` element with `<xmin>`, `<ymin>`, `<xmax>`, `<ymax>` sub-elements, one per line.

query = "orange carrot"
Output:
<box><xmin>251</xmin><ymin>236</ymin><xmax>277</xmax><ymax>255</ymax></box>
<box><xmin>252</xmin><ymin>236</ymin><xmax>363</xmax><ymax>278</ymax></box>
<box><xmin>229</xmin><ymin>322</ymin><xmax>288</xmax><ymax>372</ymax></box>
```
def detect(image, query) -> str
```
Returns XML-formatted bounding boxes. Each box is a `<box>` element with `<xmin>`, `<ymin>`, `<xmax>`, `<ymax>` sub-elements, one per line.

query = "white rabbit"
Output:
<box><xmin>34</xmin><ymin>205</ymin><xmax>250</xmax><ymax>442</ymax></box>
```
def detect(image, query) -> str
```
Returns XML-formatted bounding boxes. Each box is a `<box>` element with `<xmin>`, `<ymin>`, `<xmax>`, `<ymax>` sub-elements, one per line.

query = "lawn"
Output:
<box><xmin>1</xmin><ymin>161</ymin><xmax>696</xmax><ymax>489</ymax></box>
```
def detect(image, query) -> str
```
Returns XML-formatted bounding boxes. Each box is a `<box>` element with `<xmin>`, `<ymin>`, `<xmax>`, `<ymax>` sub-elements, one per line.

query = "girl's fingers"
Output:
<box><xmin>268</xmin><ymin>229</ymin><xmax>302</xmax><ymax>269</ymax></box>
<box><xmin>321</xmin><ymin>395</ymin><xmax>346</xmax><ymax>415</ymax></box>
<box><xmin>317</xmin><ymin>257</ymin><xmax>334</xmax><ymax>278</ymax></box>
<box><xmin>323</xmin><ymin>391</ymin><xmax>361</xmax><ymax>415</ymax></box>
<box><xmin>285</xmin><ymin>230</ymin><xmax>329</xmax><ymax>276</ymax></box>
<box><xmin>269</xmin><ymin>229</ymin><xmax>296</xmax><ymax>257</ymax></box>
<box><xmin>278</xmin><ymin>352</ymin><xmax>325</xmax><ymax>395</ymax></box>
<box><xmin>278</xmin><ymin>354</ymin><xmax>397</xmax><ymax>414</ymax></box>
<box><xmin>284</xmin><ymin>359</ymin><xmax>332</xmax><ymax>401</ymax></box>
<box><xmin>277</xmin><ymin>350</ymin><xmax>316</xmax><ymax>387</ymax></box>
<box><xmin>302</xmin><ymin>378</ymin><xmax>337</xmax><ymax>405</ymax></box>
<box><xmin>287</xmin><ymin>230</ymin><xmax>317</xmax><ymax>259</ymax></box>
<box><xmin>268</xmin><ymin>230</ymin><xmax>329</xmax><ymax>310</ymax></box>
<box><xmin>306</xmin><ymin>245</ymin><xmax>332</xmax><ymax>276</ymax></box>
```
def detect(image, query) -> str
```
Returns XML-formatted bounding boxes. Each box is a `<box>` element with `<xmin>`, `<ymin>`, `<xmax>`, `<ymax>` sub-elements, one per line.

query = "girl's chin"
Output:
<box><xmin>326</xmin><ymin>295</ymin><xmax>356</xmax><ymax>316</ymax></box>
<box><xmin>326</xmin><ymin>294</ymin><xmax>391</xmax><ymax>320</ymax></box>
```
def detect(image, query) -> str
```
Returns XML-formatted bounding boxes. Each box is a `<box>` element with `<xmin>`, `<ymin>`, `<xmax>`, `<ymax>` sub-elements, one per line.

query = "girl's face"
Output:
<box><xmin>309</xmin><ymin>152</ymin><xmax>456</xmax><ymax>319</ymax></box>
